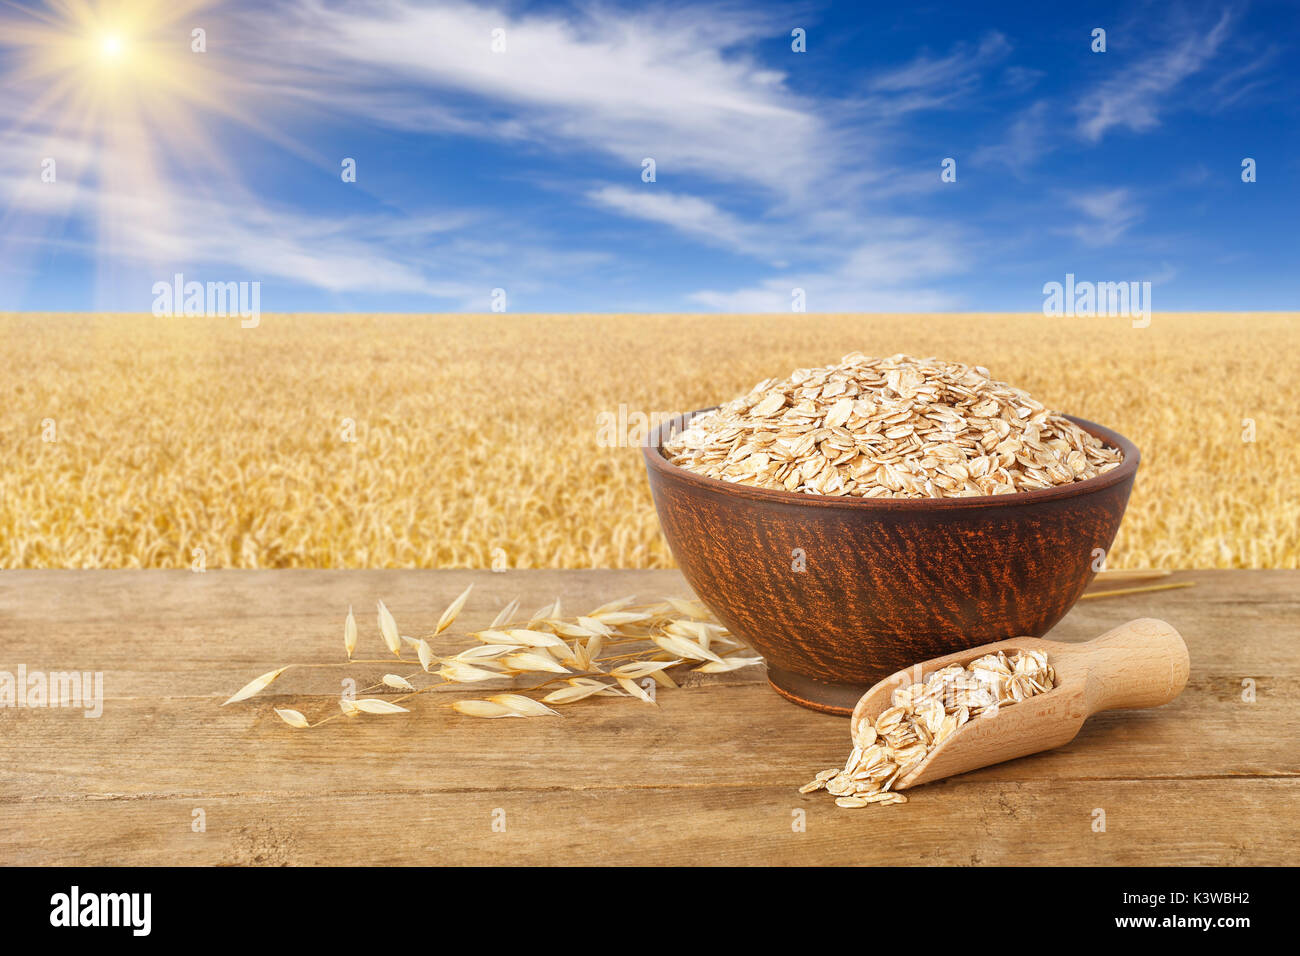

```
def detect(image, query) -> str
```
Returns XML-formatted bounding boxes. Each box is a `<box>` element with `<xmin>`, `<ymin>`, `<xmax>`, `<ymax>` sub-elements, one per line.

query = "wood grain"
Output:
<box><xmin>0</xmin><ymin>569</ymin><xmax>1295</xmax><ymax>865</ymax></box>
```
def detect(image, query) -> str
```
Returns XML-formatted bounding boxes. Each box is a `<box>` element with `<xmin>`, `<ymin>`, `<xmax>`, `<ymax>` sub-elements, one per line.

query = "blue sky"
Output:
<box><xmin>0</xmin><ymin>0</ymin><xmax>1296</xmax><ymax>312</ymax></box>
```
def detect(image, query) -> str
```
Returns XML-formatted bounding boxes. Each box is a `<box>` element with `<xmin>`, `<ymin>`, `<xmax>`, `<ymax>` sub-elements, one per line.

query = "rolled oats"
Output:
<box><xmin>664</xmin><ymin>353</ymin><xmax>1122</xmax><ymax>498</ymax></box>
<box><xmin>802</xmin><ymin>649</ymin><xmax>1055</xmax><ymax>809</ymax></box>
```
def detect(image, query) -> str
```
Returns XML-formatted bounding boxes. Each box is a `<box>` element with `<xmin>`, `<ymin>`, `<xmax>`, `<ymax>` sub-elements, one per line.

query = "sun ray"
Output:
<box><xmin>0</xmin><ymin>0</ymin><xmax>342</xmax><ymax>303</ymax></box>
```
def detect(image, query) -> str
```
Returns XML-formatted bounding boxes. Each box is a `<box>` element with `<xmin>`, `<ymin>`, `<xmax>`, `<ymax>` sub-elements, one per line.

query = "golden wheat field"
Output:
<box><xmin>0</xmin><ymin>312</ymin><xmax>1295</xmax><ymax>569</ymax></box>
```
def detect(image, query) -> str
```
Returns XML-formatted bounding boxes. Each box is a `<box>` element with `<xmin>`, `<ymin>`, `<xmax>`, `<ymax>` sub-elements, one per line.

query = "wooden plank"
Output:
<box><xmin>1</xmin><ymin>781</ymin><xmax>1292</xmax><ymax>866</ymax></box>
<box><xmin>0</xmin><ymin>569</ymin><xmax>1295</xmax><ymax>865</ymax></box>
<box><xmin>0</xmin><ymin>570</ymin><xmax>1294</xmax><ymax>686</ymax></box>
<box><xmin>0</xmin><ymin>675</ymin><xmax>1294</xmax><ymax>801</ymax></box>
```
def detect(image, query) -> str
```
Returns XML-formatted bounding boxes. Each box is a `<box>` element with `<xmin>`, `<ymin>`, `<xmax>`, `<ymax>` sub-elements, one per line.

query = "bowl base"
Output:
<box><xmin>766</xmin><ymin>665</ymin><xmax>869</xmax><ymax>716</ymax></box>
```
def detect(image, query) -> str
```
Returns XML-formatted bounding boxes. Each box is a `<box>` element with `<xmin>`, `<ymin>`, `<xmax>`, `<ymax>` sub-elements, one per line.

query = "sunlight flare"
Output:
<box><xmin>98</xmin><ymin>33</ymin><xmax>123</xmax><ymax>59</ymax></box>
<box><xmin>0</xmin><ymin>0</ymin><xmax>290</xmax><ymax>291</ymax></box>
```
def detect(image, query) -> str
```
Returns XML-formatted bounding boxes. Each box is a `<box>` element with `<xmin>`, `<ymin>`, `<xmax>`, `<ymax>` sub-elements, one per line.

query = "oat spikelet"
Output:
<box><xmin>649</xmin><ymin>669</ymin><xmax>679</xmax><ymax>689</ymax></box>
<box><xmin>666</xmin><ymin>597</ymin><xmax>709</xmax><ymax>618</ymax></box>
<box><xmin>571</xmin><ymin>676</ymin><xmax>626</xmax><ymax>694</ymax></box>
<box><xmin>610</xmin><ymin>660</ymin><xmax>681</xmax><ymax>679</ymax></box>
<box><xmin>229</xmin><ymin>588</ymin><xmax>757</xmax><ymax>727</ymax></box>
<box><xmin>451</xmin><ymin>699</ymin><xmax>519</xmax><ymax>719</ymax></box>
<box><xmin>543</xmin><ymin>680</ymin><xmax>618</xmax><ymax>704</ymax></box>
<box><xmin>490</xmin><ymin>599</ymin><xmax>520</xmax><ymax>628</ymax></box>
<box><xmin>592</xmin><ymin>611</ymin><xmax>654</xmax><ymax>625</ymax></box>
<box><xmin>501</xmin><ymin>652</ymin><xmax>569</xmax><ymax>674</ymax></box>
<box><xmin>436</xmin><ymin>583</ymin><xmax>474</xmax><ymax>635</ymax></box>
<box><xmin>274</xmin><ymin>707</ymin><xmax>309</xmax><ymax>728</ymax></box>
<box><xmin>222</xmin><ymin>667</ymin><xmax>289</xmax><ymax>706</ymax></box>
<box><xmin>474</xmin><ymin>629</ymin><xmax>520</xmax><ymax>645</ymax></box>
<box><xmin>344</xmin><ymin>605</ymin><xmax>357</xmax><ymax>659</ymax></box>
<box><xmin>694</xmin><ymin>654</ymin><xmax>764</xmax><ymax>673</ymax></box>
<box><xmin>487</xmin><ymin>694</ymin><xmax>561</xmax><ymax>717</ymax></box>
<box><xmin>617</xmin><ymin>676</ymin><xmax>656</xmax><ymax>704</ymax></box>
<box><xmin>571</xmin><ymin>641</ymin><xmax>591</xmax><ymax>670</ymax></box>
<box><xmin>504</xmin><ymin>628</ymin><xmax>568</xmax><ymax>648</ymax></box>
<box><xmin>454</xmin><ymin>644</ymin><xmax>520</xmax><ymax>661</ymax></box>
<box><xmin>529</xmin><ymin>598</ymin><xmax>560</xmax><ymax>623</ymax></box>
<box><xmin>377</xmin><ymin>600</ymin><xmax>401</xmax><ymax>657</ymax></box>
<box><xmin>437</xmin><ymin>661</ymin><xmax>503</xmax><ymax>683</ymax></box>
<box><xmin>652</xmin><ymin>633</ymin><xmax>724</xmax><ymax>664</ymax></box>
<box><xmin>576</xmin><ymin>616</ymin><xmax>613</xmax><ymax>637</ymax></box>
<box><xmin>586</xmin><ymin>595</ymin><xmax>636</xmax><ymax>616</ymax></box>
<box><xmin>351</xmin><ymin>698</ymin><xmax>410</xmax><ymax>714</ymax></box>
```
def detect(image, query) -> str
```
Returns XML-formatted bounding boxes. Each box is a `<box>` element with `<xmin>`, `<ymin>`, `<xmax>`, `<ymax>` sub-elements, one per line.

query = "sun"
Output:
<box><xmin>0</xmin><ymin>1</ymin><xmax>235</xmax><ymax>126</ymax></box>
<box><xmin>0</xmin><ymin>0</ymin><xmax>247</xmax><ymax>213</ymax></box>
<box><xmin>0</xmin><ymin>0</ymin><xmax>285</xmax><ymax>283</ymax></box>
<box><xmin>0</xmin><ymin>0</ymin><xmax>330</xmax><ymax>300</ymax></box>
<box><xmin>98</xmin><ymin>33</ymin><xmax>125</xmax><ymax>60</ymax></box>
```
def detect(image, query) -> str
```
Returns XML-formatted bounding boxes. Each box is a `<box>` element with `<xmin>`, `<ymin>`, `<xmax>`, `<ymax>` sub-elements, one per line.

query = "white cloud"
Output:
<box><xmin>0</xmin><ymin>105</ymin><xmax>606</xmax><ymax>309</ymax></box>
<box><xmin>1062</xmin><ymin>188</ymin><xmax>1144</xmax><ymax>246</ymax></box>
<box><xmin>855</xmin><ymin>32</ymin><xmax>1011</xmax><ymax>116</ymax></box>
<box><xmin>972</xmin><ymin>101</ymin><xmax>1054</xmax><ymax>175</ymax></box>
<box><xmin>1075</xmin><ymin>10</ymin><xmax>1232</xmax><ymax>142</ymax></box>
<box><xmin>1207</xmin><ymin>44</ymin><xmax>1281</xmax><ymax>110</ymax></box>
<box><xmin>1000</xmin><ymin>65</ymin><xmax>1045</xmax><ymax>93</ymax></box>
<box><xmin>587</xmin><ymin>185</ymin><xmax>770</xmax><ymax>256</ymax></box>
<box><xmin>869</xmin><ymin>32</ymin><xmax>1010</xmax><ymax>93</ymax></box>
<box><xmin>0</xmin><ymin>1</ymin><xmax>1015</xmax><ymax>310</ymax></box>
<box><xmin>263</xmin><ymin>0</ymin><xmax>831</xmax><ymax>196</ymax></box>
<box><xmin>0</xmin><ymin>151</ymin><xmax>467</xmax><ymax>302</ymax></box>
<box><xmin>692</xmin><ymin>280</ymin><xmax>960</xmax><ymax>314</ymax></box>
<box><xmin>690</xmin><ymin>225</ymin><xmax>967</xmax><ymax>312</ymax></box>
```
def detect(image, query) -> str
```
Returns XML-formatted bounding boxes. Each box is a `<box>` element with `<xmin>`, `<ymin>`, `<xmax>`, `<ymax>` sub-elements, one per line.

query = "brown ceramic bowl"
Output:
<box><xmin>643</xmin><ymin>411</ymin><xmax>1140</xmax><ymax>715</ymax></box>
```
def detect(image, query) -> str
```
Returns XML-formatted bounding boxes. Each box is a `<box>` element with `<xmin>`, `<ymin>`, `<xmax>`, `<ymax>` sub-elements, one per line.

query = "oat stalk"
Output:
<box><xmin>228</xmin><ymin>589</ymin><xmax>756</xmax><ymax>728</ymax></box>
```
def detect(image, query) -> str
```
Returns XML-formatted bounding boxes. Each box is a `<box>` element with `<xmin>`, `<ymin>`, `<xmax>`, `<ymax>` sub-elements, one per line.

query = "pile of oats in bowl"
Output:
<box><xmin>663</xmin><ymin>353</ymin><xmax>1122</xmax><ymax>498</ymax></box>
<box><xmin>801</xmin><ymin>649</ymin><xmax>1055</xmax><ymax>808</ymax></box>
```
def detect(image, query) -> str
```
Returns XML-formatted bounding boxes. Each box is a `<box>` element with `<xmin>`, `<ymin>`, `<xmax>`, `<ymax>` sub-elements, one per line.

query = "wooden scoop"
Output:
<box><xmin>849</xmin><ymin>618</ymin><xmax>1189</xmax><ymax>790</ymax></box>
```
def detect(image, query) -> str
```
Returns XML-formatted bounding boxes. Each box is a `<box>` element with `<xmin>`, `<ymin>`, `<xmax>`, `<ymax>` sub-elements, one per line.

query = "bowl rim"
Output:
<box><xmin>643</xmin><ymin>408</ymin><xmax>1140</xmax><ymax>511</ymax></box>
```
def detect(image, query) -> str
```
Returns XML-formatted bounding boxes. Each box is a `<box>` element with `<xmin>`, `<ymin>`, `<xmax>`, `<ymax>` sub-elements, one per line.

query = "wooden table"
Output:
<box><xmin>0</xmin><ymin>570</ymin><xmax>1294</xmax><ymax>865</ymax></box>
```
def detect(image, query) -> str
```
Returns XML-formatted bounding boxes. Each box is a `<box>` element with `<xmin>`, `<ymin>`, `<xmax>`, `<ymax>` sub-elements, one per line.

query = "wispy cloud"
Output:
<box><xmin>587</xmin><ymin>186</ymin><xmax>770</xmax><ymax>257</ymax></box>
<box><xmin>262</xmin><ymin>0</ymin><xmax>831</xmax><ymax>196</ymax></box>
<box><xmin>972</xmin><ymin>100</ymin><xmax>1055</xmax><ymax>175</ymax></box>
<box><xmin>1061</xmin><ymin>188</ymin><xmax>1144</xmax><ymax>246</ymax></box>
<box><xmin>976</xmin><ymin>7</ymin><xmax>1243</xmax><ymax>177</ymax></box>
<box><xmin>10</xmin><ymin>189</ymin><xmax>473</xmax><ymax>300</ymax></box>
<box><xmin>1075</xmin><ymin>9</ymin><xmax>1233</xmax><ymax>141</ymax></box>
<box><xmin>690</xmin><ymin>222</ymin><xmax>967</xmax><ymax>312</ymax></box>
<box><xmin>853</xmin><ymin>32</ymin><xmax>1012</xmax><ymax>117</ymax></box>
<box><xmin>4</xmin><ymin>0</ymin><xmax>1288</xmax><ymax>312</ymax></box>
<box><xmin>1207</xmin><ymin>43</ymin><xmax>1281</xmax><ymax>109</ymax></box>
<box><xmin>1000</xmin><ymin>65</ymin><xmax>1045</xmax><ymax>94</ymax></box>
<box><xmin>0</xmin><ymin>135</ymin><xmax>567</xmax><ymax>306</ymax></box>
<box><xmin>867</xmin><ymin>32</ymin><xmax>1011</xmax><ymax>94</ymax></box>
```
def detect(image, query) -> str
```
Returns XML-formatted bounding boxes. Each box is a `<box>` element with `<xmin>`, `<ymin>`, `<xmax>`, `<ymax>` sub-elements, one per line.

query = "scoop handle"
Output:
<box><xmin>1067</xmin><ymin>618</ymin><xmax>1190</xmax><ymax>714</ymax></box>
